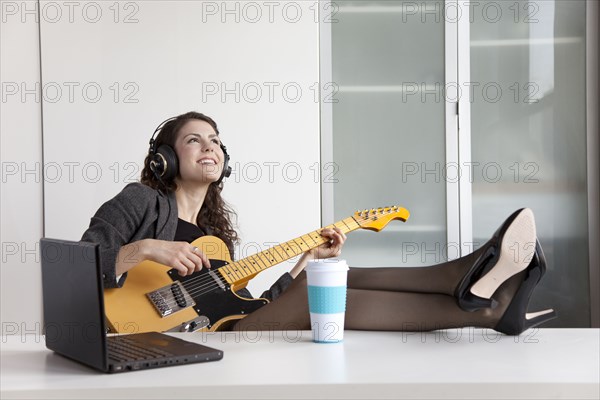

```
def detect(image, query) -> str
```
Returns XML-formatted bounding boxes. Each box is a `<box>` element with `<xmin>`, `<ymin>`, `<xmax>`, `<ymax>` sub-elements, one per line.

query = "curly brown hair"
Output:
<box><xmin>140</xmin><ymin>111</ymin><xmax>239</xmax><ymax>255</ymax></box>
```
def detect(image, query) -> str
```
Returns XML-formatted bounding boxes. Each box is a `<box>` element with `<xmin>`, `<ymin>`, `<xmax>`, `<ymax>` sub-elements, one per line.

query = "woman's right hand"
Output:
<box><xmin>143</xmin><ymin>239</ymin><xmax>212</xmax><ymax>276</ymax></box>
<box><xmin>116</xmin><ymin>239</ymin><xmax>211</xmax><ymax>277</ymax></box>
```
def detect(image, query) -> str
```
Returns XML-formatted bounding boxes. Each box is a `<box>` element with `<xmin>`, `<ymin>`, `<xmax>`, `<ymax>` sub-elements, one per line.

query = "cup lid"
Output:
<box><xmin>305</xmin><ymin>259</ymin><xmax>348</xmax><ymax>271</ymax></box>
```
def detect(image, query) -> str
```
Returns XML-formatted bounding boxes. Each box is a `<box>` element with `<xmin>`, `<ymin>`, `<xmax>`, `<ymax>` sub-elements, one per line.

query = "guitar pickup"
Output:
<box><xmin>146</xmin><ymin>281</ymin><xmax>196</xmax><ymax>317</ymax></box>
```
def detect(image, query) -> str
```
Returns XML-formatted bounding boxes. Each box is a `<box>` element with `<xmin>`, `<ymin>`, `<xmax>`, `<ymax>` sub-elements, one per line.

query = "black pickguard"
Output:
<box><xmin>167</xmin><ymin>259</ymin><xmax>267</xmax><ymax>329</ymax></box>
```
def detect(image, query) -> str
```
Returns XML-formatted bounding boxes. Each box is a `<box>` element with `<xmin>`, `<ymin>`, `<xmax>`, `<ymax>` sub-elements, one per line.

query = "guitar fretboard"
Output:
<box><xmin>217</xmin><ymin>217</ymin><xmax>360</xmax><ymax>285</ymax></box>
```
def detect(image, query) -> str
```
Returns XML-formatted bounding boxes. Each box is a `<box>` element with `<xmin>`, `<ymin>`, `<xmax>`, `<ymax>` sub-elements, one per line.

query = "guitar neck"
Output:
<box><xmin>218</xmin><ymin>216</ymin><xmax>360</xmax><ymax>285</ymax></box>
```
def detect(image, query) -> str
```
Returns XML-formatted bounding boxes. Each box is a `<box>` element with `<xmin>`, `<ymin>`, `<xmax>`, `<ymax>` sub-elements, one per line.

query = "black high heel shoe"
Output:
<box><xmin>495</xmin><ymin>240</ymin><xmax>556</xmax><ymax>335</ymax></box>
<box><xmin>455</xmin><ymin>208</ymin><xmax>537</xmax><ymax>312</ymax></box>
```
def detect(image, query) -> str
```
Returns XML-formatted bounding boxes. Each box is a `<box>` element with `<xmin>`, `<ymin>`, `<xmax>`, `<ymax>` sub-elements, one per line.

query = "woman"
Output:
<box><xmin>82</xmin><ymin>111</ymin><xmax>556</xmax><ymax>335</ymax></box>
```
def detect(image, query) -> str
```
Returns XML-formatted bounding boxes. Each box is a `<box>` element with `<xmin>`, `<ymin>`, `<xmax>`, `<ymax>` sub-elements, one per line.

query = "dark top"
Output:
<box><xmin>81</xmin><ymin>183</ymin><xmax>179</xmax><ymax>287</ymax></box>
<box><xmin>174</xmin><ymin>218</ymin><xmax>209</xmax><ymax>242</ymax></box>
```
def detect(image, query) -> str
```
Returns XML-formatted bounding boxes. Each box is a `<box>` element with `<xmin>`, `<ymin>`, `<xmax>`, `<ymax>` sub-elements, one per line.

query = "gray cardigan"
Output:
<box><xmin>81</xmin><ymin>182</ymin><xmax>292</xmax><ymax>300</ymax></box>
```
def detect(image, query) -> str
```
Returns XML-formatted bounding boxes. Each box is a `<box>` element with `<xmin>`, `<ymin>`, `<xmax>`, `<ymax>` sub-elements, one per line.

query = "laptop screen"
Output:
<box><xmin>40</xmin><ymin>238</ymin><xmax>108</xmax><ymax>371</ymax></box>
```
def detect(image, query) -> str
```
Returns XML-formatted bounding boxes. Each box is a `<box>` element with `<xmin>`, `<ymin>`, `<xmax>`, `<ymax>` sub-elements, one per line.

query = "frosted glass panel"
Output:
<box><xmin>331</xmin><ymin>1</ymin><xmax>446</xmax><ymax>267</ymax></box>
<box><xmin>470</xmin><ymin>1</ymin><xmax>589</xmax><ymax>326</ymax></box>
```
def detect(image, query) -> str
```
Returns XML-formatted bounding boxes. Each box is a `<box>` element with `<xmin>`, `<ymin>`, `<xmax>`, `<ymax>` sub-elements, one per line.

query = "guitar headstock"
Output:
<box><xmin>354</xmin><ymin>206</ymin><xmax>410</xmax><ymax>232</ymax></box>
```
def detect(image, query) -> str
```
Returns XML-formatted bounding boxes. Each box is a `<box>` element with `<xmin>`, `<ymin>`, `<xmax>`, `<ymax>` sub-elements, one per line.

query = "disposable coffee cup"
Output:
<box><xmin>305</xmin><ymin>259</ymin><xmax>349</xmax><ymax>343</ymax></box>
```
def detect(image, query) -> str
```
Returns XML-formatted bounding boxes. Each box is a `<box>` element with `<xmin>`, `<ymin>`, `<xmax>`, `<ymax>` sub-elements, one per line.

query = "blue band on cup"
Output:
<box><xmin>307</xmin><ymin>285</ymin><xmax>347</xmax><ymax>314</ymax></box>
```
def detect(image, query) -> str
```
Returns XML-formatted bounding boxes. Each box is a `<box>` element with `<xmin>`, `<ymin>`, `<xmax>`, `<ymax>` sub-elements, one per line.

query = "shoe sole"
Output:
<box><xmin>470</xmin><ymin>208</ymin><xmax>537</xmax><ymax>299</ymax></box>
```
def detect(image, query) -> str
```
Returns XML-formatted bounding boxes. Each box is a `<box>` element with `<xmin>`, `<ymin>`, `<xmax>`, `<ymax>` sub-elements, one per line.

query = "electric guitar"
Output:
<box><xmin>104</xmin><ymin>206</ymin><xmax>410</xmax><ymax>333</ymax></box>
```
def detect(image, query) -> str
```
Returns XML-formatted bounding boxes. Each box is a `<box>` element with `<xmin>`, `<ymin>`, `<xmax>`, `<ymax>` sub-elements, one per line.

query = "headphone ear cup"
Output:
<box><xmin>216</xmin><ymin>149</ymin><xmax>231</xmax><ymax>184</ymax></box>
<box><xmin>223</xmin><ymin>153</ymin><xmax>231</xmax><ymax>178</ymax></box>
<box><xmin>155</xmin><ymin>144</ymin><xmax>178</xmax><ymax>181</ymax></box>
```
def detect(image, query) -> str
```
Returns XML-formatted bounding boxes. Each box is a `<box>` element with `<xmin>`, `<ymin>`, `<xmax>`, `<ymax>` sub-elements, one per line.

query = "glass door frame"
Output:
<box><xmin>586</xmin><ymin>0</ymin><xmax>599</xmax><ymax>327</ymax></box>
<box><xmin>318</xmin><ymin>0</ymin><xmax>467</xmax><ymax>258</ymax></box>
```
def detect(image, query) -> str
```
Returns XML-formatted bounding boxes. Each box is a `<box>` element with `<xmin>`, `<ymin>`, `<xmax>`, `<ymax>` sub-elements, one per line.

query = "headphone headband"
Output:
<box><xmin>149</xmin><ymin>117</ymin><xmax>177</xmax><ymax>155</ymax></box>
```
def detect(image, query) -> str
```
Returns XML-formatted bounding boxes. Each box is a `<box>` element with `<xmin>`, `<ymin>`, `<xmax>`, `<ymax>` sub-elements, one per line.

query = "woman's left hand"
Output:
<box><xmin>309</xmin><ymin>227</ymin><xmax>347</xmax><ymax>260</ymax></box>
<box><xmin>289</xmin><ymin>227</ymin><xmax>347</xmax><ymax>278</ymax></box>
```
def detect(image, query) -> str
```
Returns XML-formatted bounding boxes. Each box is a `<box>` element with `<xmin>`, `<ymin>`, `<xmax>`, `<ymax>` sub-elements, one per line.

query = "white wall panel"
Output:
<box><xmin>39</xmin><ymin>1</ymin><xmax>321</xmax><ymax>298</ymax></box>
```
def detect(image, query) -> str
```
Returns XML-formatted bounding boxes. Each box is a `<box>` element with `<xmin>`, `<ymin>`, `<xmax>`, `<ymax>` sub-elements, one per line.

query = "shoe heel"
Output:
<box><xmin>494</xmin><ymin>250</ymin><xmax>555</xmax><ymax>335</ymax></box>
<box><xmin>497</xmin><ymin>309</ymin><xmax>556</xmax><ymax>335</ymax></box>
<box><xmin>525</xmin><ymin>309</ymin><xmax>556</xmax><ymax>323</ymax></box>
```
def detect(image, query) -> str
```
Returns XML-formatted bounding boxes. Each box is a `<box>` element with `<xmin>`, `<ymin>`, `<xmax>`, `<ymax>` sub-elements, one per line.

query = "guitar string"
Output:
<box><xmin>156</xmin><ymin>218</ymin><xmax>361</xmax><ymax>308</ymax></box>
<box><xmin>178</xmin><ymin>229</ymin><xmax>333</xmax><ymax>301</ymax></box>
<box><xmin>153</xmin><ymin>215</ymin><xmax>371</xmax><ymax>309</ymax></box>
<box><xmin>152</xmin><ymin>213</ymin><xmax>389</xmax><ymax>309</ymax></box>
<box><xmin>156</xmin><ymin>234</ymin><xmax>330</xmax><ymax>308</ymax></box>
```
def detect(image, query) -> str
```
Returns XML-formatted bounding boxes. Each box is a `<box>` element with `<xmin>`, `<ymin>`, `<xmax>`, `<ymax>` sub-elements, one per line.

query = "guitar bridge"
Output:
<box><xmin>146</xmin><ymin>281</ymin><xmax>196</xmax><ymax>317</ymax></box>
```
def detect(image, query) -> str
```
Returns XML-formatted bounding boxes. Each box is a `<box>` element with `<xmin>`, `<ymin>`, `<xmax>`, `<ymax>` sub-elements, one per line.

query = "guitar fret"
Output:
<box><xmin>293</xmin><ymin>238</ymin><xmax>310</xmax><ymax>252</ymax></box>
<box><xmin>261</xmin><ymin>253</ymin><xmax>275</xmax><ymax>269</ymax></box>
<box><xmin>244</xmin><ymin>255</ymin><xmax>261</xmax><ymax>274</ymax></box>
<box><xmin>342</xmin><ymin>218</ymin><xmax>359</xmax><ymax>230</ymax></box>
<box><xmin>268</xmin><ymin>246</ymin><xmax>285</xmax><ymax>263</ymax></box>
<box><xmin>273</xmin><ymin>244</ymin><xmax>290</xmax><ymax>261</ymax></box>
<box><xmin>262</xmin><ymin>248</ymin><xmax>277</xmax><ymax>265</ymax></box>
<box><xmin>251</xmin><ymin>253</ymin><xmax>270</xmax><ymax>271</ymax></box>
<box><xmin>245</xmin><ymin>254</ymin><xmax>261</xmax><ymax>272</ymax></box>
<box><xmin>234</xmin><ymin>261</ymin><xmax>252</xmax><ymax>278</ymax></box>
<box><xmin>258</xmin><ymin>250</ymin><xmax>274</xmax><ymax>269</ymax></box>
<box><xmin>218</xmin><ymin>265</ymin><xmax>235</xmax><ymax>284</ymax></box>
<box><xmin>289</xmin><ymin>241</ymin><xmax>304</xmax><ymax>256</ymax></box>
<box><xmin>264</xmin><ymin>249</ymin><xmax>277</xmax><ymax>265</ymax></box>
<box><xmin>266</xmin><ymin>248</ymin><xmax>281</xmax><ymax>265</ymax></box>
<box><xmin>314</xmin><ymin>231</ymin><xmax>328</xmax><ymax>245</ymax></box>
<box><xmin>334</xmin><ymin>221</ymin><xmax>349</xmax><ymax>232</ymax></box>
<box><xmin>226</xmin><ymin>263</ymin><xmax>243</xmax><ymax>281</ymax></box>
<box><xmin>240</xmin><ymin>258</ymin><xmax>258</xmax><ymax>274</ymax></box>
<box><xmin>279</xmin><ymin>241</ymin><xmax>301</xmax><ymax>258</ymax></box>
<box><xmin>303</xmin><ymin>233</ymin><xmax>319</xmax><ymax>247</ymax></box>
<box><xmin>313</xmin><ymin>231</ymin><xmax>326</xmax><ymax>244</ymax></box>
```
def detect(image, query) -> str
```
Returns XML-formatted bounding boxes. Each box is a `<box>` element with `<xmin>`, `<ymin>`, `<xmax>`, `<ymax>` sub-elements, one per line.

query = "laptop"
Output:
<box><xmin>40</xmin><ymin>238</ymin><xmax>223</xmax><ymax>373</ymax></box>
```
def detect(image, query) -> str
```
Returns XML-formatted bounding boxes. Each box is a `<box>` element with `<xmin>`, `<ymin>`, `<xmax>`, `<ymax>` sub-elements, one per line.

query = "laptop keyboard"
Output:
<box><xmin>107</xmin><ymin>336</ymin><xmax>173</xmax><ymax>362</ymax></box>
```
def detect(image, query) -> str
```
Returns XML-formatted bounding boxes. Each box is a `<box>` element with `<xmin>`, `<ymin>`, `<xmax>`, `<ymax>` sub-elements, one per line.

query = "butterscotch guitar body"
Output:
<box><xmin>104</xmin><ymin>236</ymin><xmax>267</xmax><ymax>333</ymax></box>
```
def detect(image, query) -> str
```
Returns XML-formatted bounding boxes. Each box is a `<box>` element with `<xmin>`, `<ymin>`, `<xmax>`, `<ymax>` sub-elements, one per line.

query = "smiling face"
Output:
<box><xmin>173</xmin><ymin>119</ymin><xmax>225</xmax><ymax>185</ymax></box>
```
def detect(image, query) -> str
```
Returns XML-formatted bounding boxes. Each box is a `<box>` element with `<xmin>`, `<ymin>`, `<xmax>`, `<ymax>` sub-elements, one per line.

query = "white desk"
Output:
<box><xmin>1</xmin><ymin>329</ymin><xmax>599</xmax><ymax>399</ymax></box>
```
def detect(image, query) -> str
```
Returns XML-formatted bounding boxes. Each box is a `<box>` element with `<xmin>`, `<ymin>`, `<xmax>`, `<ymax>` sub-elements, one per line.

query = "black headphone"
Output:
<box><xmin>148</xmin><ymin>116</ymin><xmax>232</xmax><ymax>184</ymax></box>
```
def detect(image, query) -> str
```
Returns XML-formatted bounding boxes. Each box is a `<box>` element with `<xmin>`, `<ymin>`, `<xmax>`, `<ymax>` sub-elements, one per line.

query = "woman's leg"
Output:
<box><xmin>346</xmin><ymin>247</ymin><xmax>484</xmax><ymax>296</ymax></box>
<box><xmin>232</xmin><ymin>270</ymin><xmax>523</xmax><ymax>332</ymax></box>
<box><xmin>343</xmin><ymin>274</ymin><xmax>523</xmax><ymax>331</ymax></box>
